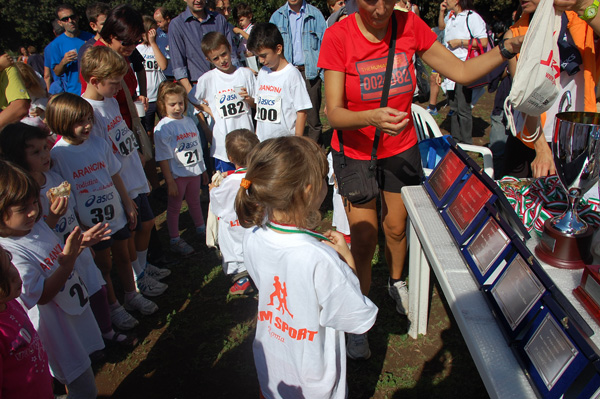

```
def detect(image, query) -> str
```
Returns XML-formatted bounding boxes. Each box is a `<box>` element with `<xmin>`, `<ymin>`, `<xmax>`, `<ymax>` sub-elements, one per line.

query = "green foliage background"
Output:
<box><xmin>0</xmin><ymin>0</ymin><xmax>517</xmax><ymax>54</ymax></box>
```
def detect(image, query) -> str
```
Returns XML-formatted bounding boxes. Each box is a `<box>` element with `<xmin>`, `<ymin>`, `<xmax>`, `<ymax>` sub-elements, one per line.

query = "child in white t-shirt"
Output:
<box><xmin>81</xmin><ymin>46</ymin><xmax>170</xmax><ymax>301</ymax></box>
<box><xmin>189</xmin><ymin>32</ymin><xmax>256</xmax><ymax>173</ymax></box>
<box><xmin>0</xmin><ymin>161</ymin><xmax>108</xmax><ymax>397</ymax></box>
<box><xmin>247</xmin><ymin>23</ymin><xmax>312</xmax><ymax>141</ymax></box>
<box><xmin>209</xmin><ymin>129</ymin><xmax>259</xmax><ymax>295</ymax></box>
<box><xmin>232</xmin><ymin>3</ymin><xmax>256</xmax><ymax>70</ymax></box>
<box><xmin>137</xmin><ymin>16</ymin><xmax>168</xmax><ymax>131</ymax></box>
<box><xmin>46</xmin><ymin>93</ymin><xmax>159</xmax><ymax>332</ymax></box>
<box><xmin>236</xmin><ymin>136</ymin><xmax>378</xmax><ymax>398</ymax></box>
<box><xmin>0</xmin><ymin>122</ymin><xmax>138</xmax><ymax>348</ymax></box>
<box><xmin>155</xmin><ymin>81</ymin><xmax>209</xmax><ymax>256</ymax></box>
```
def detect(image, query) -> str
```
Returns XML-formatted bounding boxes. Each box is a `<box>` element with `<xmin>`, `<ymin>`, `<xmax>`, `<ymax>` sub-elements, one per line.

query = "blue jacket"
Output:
<box><xmin>270</xmin><ymin>2</ymin><xmax>326</xmax><ymax>80</ymax></box>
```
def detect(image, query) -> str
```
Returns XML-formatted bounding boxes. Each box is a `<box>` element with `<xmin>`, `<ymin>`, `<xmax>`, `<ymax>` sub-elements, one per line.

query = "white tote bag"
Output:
<box><xmin>505</xmin><ymin>0</ymin><xmax>561</xmax><ymax>141</ymax></box>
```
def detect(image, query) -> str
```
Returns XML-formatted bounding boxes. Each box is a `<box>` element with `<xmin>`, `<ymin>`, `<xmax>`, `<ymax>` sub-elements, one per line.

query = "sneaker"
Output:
<box><xmin>388</xmin><ymin>279</ymin><xmax>409</xmax><ymax>315</ymax></box>
<box><xmin>346</xmin><ymin>333</ymin><xmax>371</xmax><ymax>360</ymax></box>
<box><xmin>229</xmin><ymin>277</ymin><xmax>254</xmax><ymax>296</ymax></box>
<box><xmin>110</xmin><ymin>305</ymin><xmax>139</xmax><ymax>330</ymax></box>
<box><xmin>145</xmin><ymin>263</ymin><xmax>171</xmax><ymax>280</ymax></box>
<box><xmin>427</xmin><ymin>106</ymin><xmax>438</xmax><ymax>116</ymax></box>
<box><xmin>136</xmin><ymin>273</ymin><xmax>168</xmax><ymax>297</ymax></box>
<box><xmin>124</xmin><ymin>292</ymin><xmax>158</xmax><ymax>315</ymax></box>
<box><xmin>170</xmin><ymin>238</ymin><xmax>195</xmax><ymax>256</ymax></box>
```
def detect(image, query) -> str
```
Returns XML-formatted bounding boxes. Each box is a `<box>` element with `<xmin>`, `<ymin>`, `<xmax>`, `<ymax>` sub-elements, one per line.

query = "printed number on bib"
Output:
<box><xmin>54</xmin><ymin>271</ymin><xmax>89</xmax><ymax>315</ymax></box>
<box><xmin>79</xmin><ymin>186</ymin><xmax>123</xmax><ymax>228</ymax></box>
<box><xmin>109</xmin><ymin>125</ymin><xmax>139</xmax><ymax>157</ymax></box>
<box><xmin>216</xmin><ymin>93</ymin><xmax>246</xmax><ymax>119</ymax></box>
<box><xmin>256</xmin><ymin>96</ymin><xmax>281</xmax><ymax>124</ymax></box>
<box><xmin>175</xmin><ymin>139</ymin><xmax>200</xmax><ymax>166</ymax></box>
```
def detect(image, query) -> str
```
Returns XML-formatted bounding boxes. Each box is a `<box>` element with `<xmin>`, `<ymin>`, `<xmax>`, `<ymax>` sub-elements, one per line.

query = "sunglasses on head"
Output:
<box><xmin>119</xmin><ymin>38</ymin><xmax>143</xmax><ymax>46</ymax></box>
<box><xmin>59</xmin><ymin>15</ymin><xmax>77</xmax><ymax>22</ymax></box>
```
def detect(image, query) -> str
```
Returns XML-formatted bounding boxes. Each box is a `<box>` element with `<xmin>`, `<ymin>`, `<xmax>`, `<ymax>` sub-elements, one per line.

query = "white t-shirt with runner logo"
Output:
<box><xmin>244</xmin><ymin>226</ymin><xmax>378</xmax><ymax>398</ymax></box>
<box><xmin>84</xmin><ymin>96</ymin><xmax>149</xmax><ymax>199</ymax></box>
<box><xmin>0</xmin><ymin>222</ymin><xmax>104</xmax><ymax>385</ymax></box>
<box><xmin>154</xmin><ymin>116</ymin><xmax>207</xmax><ymax>178</ymax></box>
<box><xmin>136</xmin><ymin>44</ymin><xmax>166</xmax><ymax>102</ymax></box>
<box><xmin>40</xmin><ymin>170</ymin><xmax>105</xmax><ymax>296</ymax></box>
<box><xmin>189</xmin><ymin>67</ymin><xmax>256</xmax><ymax>162</ymax></box>
<box><xmin>254</xmin><ymin>64</ymin><xmax>312</xmax><ymax>141</ymax></box>
<box><xmin>51</xmin><ymin>135</ymin><xmax>127</xmax><ymax>232</ymax></box>
<box><xmin>210</xmin><ymin>170</ymin><xmax>247</xmax><ymax>275</ymax></box>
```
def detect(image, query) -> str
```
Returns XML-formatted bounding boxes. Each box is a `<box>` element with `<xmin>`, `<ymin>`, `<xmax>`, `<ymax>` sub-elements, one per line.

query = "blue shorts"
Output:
<box><xmin>133</xmin><ymin>194</ymin><xmax>154</xmax><ymax>229</ymax></box>
<box><xmin>91</xmin><ymin>225</ymin><xmax>131</xmax><ymax>251</ymax></box>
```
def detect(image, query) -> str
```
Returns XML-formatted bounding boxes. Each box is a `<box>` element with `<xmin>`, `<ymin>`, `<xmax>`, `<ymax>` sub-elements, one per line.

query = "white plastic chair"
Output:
<box><xmin>411</xmin><ymin>104</ymin><xmax>494</xmax><ymax>179</ymax></box>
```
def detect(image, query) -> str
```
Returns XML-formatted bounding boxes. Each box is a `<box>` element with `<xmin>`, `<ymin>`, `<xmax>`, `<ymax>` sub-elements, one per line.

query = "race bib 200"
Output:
<box><xmin>255</xmin><ymin>95</ymin><xmax>281</xmax><ymax>124</ymax></box>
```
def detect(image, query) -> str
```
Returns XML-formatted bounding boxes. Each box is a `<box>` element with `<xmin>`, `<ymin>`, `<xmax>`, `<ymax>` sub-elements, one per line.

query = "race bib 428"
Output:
<box><xmin>356</xmin><ymin>53</ymin><xmax>413</xmax><ymax>101</ymax></box>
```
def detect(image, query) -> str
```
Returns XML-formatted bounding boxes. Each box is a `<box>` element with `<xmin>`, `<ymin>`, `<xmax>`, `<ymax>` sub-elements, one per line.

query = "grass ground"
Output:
<box><xmin>90</xmin><ymin>91</ymin><xmax>497</xmax><ymax>398</ymax></box>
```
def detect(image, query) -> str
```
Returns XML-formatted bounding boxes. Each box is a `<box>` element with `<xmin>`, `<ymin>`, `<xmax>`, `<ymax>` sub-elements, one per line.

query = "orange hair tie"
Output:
<box><xmin>240</xmin><ymin>178</ymin><xmax>252</xmax><ymax>190</ymax></box>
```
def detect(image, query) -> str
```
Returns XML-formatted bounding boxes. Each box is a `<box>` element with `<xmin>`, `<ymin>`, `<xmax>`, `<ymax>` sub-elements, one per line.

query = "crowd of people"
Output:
<box><xmin>0</xmin><ymin>0</ymin><xmax>598</xmax><ymax>397</ymax></box>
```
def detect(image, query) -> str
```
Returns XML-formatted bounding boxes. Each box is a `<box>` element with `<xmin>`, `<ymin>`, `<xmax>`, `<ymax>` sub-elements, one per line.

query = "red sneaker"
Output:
<box><xmin>229</xmin><ymin>277</ymin><xmax>254</xmax><ymax>296</ymax></box>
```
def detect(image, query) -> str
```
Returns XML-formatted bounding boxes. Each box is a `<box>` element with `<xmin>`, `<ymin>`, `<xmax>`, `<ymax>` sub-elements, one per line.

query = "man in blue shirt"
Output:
<box><xmin>270</xmin><ymin>0</ymin><xmax>326</xmax><ymax>144</ymax></box>
<box><xmin>47</xmin><ymin>4</ymin><xmax>93</xmax><ymax>95</ymax></box>
<box><xmin>154</xmin><ymin>7</ymin><xmax>174</xmax><ymax>80</ymax></box>
<box><xmin>169</xmin><ymin>0</ymin><xmax>237</xmax><ymax>93</ymax></box>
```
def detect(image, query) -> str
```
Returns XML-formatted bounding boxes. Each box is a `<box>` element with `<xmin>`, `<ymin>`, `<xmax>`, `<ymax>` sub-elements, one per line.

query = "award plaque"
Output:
<box><xmin>442</xmin><ymin>173</ymin><xmax>496</xmax><ymax>244</ymax></box>
<box><xmin>490</xmin><ymin>254</ymin><xmax>546</xmax><ymax>332</ymax></box>
<box><xmin>573</xmin><ymin>265</ymin><xmax>600</xmax><ymax>327</ymax></box>
<box><xmin>525</xmin><ymin>313</ymin><xmax>579</xmax><ymax>392</ymax></box>
<box><xmin>463</xmin><ymin>216</ymin><xmax>512</xmax><ymax>285</ymax></box>
<box><xmin>424</xmin><ymin>149</ymin><xmax>468</xmax><ymax>208</ymax></box>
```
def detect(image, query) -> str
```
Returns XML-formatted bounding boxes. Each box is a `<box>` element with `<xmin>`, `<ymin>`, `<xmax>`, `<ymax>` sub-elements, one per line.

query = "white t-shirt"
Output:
<box><xmin>40</xmin><ymin>170</ymin><xmax>105</xmax><ymax>296</ymax></box>
<box><xmin>136</xmin><ymin>44</ymin><xmax>166</xmax><ymax>102</ymax></box>
<box><xmin>254</xmin><ymin>64</ymin><xmax>312</xmax><ymax>141</ymax></box>
<box><xmin>210</xmin><ymin>170</ymin><xmax>247</xmax><ymax>274</ymax></box>
<box><xmin>444</xmin><ymin>10</ymin><xmax>487</xmax><ymax>62</ymax></box>
<box><xmin>0</xmin><ymin>222</ymin><xmax>104</xmax><ymax>385</ymax></box>
<box><xmin>51</xmin><ymin>135</ymin><xmax>127</xmax><ymax>232</ymax></box>
<box><xmin>244</xmin><ymin>226</ymin><xmax>378</xmax><ymax>399</ymax></box>
<box><xmin>84</xmin><ymin>96</ymin><xmax>149</xmax><ymax>199</ymax></box>
<box><xmin>189</xmin><ymin>67</ymin><xmax>257</xmax><ymax>162</ymax></box>
<box><xmin>154</xmin><ymin>116</ymin><xmax>207</xmax><ymax>178</ymax></box>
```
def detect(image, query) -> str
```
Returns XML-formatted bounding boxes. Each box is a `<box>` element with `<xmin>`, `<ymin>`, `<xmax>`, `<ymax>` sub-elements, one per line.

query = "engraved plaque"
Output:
<box><xmin>429</xmin><ymin>150</ymin><xmax>464</xmax><ymax>200</ymax></box>
<box><xmin>491</xmin><ymin>255</ymin><xmax>546</xmax><ymax>330</ymax></box>
<box><xmin>573</xmin><ymin>265</ymin><xmax>600</xmax><ymax>326</ymax></box>
<box><xmin>447</xmin><ymin>175</ymin><xmax>492</xmax><ymax>234</ymax></box>
<box><xmin>467</xmin><ymin>218</ymin><xmax>511</xmax><ymax>275</ymax></box>
<box><xmin>525</xmin><ymin>313</ymin><xmax>579</xmax><ymax>390</ymax></box>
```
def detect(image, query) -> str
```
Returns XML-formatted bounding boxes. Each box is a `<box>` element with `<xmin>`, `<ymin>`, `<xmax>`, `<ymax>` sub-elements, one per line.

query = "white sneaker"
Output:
<box><xmin>346</xmin><ymin>333</ymin><xmax>371</xmax><ymax>360</ymax></box>
<box><xmin>388</xmin><ymin>279</ymin><xmax>409</xmax><ymax>315</ymax></box>
<box><xmin>124</xmin><ymin>292</ymin><xmax>158</xmax><ymax>315</ymax></box>
<box><xmin>145</xmin><ymin>263</ymin><xmax>171</xmax><ymax>280</ymax></box>
<box><xmin>110</xmin><ymin>305</ymin><xmax>139</xmax><ymax>330</ymax></box>
<box><xmin>170</xmin><ymin>238</ymin><xmax>195</xmax><ymax>256</ymax></box>
<box><xmin>136</xmin><ymin>273</ymin><xmax>168</xmax><ymax>297</ymax></box>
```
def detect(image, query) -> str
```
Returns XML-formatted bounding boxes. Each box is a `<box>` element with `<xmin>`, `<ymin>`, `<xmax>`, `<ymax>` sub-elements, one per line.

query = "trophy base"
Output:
<box><xmin>535</xmin><ymin>219</ymin><xmax>593</xmax><ymax>269</ymax></box>
<box><xmin>573</xmin><ymin>265</ymin><xmax>600</xmax><ymax>325</ymax></box>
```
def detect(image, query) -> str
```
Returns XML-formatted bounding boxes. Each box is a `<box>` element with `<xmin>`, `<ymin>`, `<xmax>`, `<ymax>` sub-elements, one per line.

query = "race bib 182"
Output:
<box><xmin>356</xmin><ymin>53</ymin><xmax>413</xmax><ymax>101</ymax></box>
<box><xmin>216</xmin><ymin>92</ymin><xmax>247</xmax><ymax>119</ymax></box>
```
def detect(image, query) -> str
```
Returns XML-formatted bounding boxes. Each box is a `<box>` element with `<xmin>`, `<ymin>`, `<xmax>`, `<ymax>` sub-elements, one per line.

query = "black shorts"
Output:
<box><xmin>332</xmin><ymin>144</ymin><xmax>423</xmax><ymax>196</ymax></box>
<box><xmin>133</xmin><ymin>194</ymin><xmax>154</xmax><ymax>230</ymax></box>
<box><xmin>91</xmin><ymin>225</ymin><xmax>131</xmax><ymax>251</ymax></box>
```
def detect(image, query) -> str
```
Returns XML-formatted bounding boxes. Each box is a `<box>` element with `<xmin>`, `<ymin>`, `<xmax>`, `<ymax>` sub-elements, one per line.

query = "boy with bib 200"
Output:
<box><xmin>247</xmin><ymin>23</ymin><xmax>312</xmax><ymax>142</ymax></box>
<box><xmin>189</xmin><ymin>32</ymin><xmax>257</xmax><ymax>172</ymax></box>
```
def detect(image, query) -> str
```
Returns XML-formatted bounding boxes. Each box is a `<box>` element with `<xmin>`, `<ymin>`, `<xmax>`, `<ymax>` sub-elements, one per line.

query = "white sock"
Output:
<box><xmin>131</xmin><ymin>258</ymin><xmax>143</xmax><ymax>278</ymax></box>
<box><xmin>137</xmin><ymin>249</ymin><xmax>148</xmax><ymax>271</ymax></box>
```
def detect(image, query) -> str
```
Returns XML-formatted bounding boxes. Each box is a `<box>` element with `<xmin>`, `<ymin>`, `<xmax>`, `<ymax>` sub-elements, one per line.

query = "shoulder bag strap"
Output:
<box><xmin>339</xmin><ymin>14</ymin><xmax>398</xmax><ymax>171</ymax></box>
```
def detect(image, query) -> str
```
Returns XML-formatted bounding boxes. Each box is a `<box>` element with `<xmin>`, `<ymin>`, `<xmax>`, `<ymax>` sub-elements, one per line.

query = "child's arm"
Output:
<box><xmin>80</xmin><ymin>223</ymin><xmax>111</xmax><ymax>248</ymax></box>
<box><xmin>38</xmin><ymin>227</ymin><xmax>83</xmax><ymax>305</ymax></box>
<box><xmin>148</xmin><ymin>29</ymin><xmax>168</xmax><ymax>71</ymax></box>
<box><xmin>295</xmin><ymin>110</ymin><xmax>308</xmax><ymax>137</ymax></box>
<box><xmin>158</xmin><ymin>160</ymin><xmax>179</xmax><ymax>197</ymax></box>
<box><xmin>323</xmin><ymin>230</ymin><xmax>356</xmax><ymax>275</ymax></box>
<box><xmin>233</xmin><ymin>27</ymin><xmax>250</xmax><ymax>40</ymax></box>
<box><xmin>111</xmin><ymin>173</ymin><xmax>138</xmax><ymax>230</ymax></box>
<box><xmin>44</xmin><ymin>196</ymin><xmax>69</xmax><ymax>229</ymax></box>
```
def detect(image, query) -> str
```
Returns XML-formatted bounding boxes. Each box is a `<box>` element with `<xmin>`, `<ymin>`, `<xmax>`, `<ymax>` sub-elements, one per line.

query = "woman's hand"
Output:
<box><xmin>447</xmin><ymin>39</ymin><xmax>463</xmax><ymax>49</ymax></box>
<box><xmin>147</xmin><ymin>28</ymin><xmax>157</xmax><ymax>45</ymax></box>
<box><xmin>504</xmin><ymin>36</ymin><xmax>524</xmax><ymax>55</ymax></box>
<box><xmin>367</xmin><ymin>108</ymin><xmax>409</xmax><ymax>136</ymax></box>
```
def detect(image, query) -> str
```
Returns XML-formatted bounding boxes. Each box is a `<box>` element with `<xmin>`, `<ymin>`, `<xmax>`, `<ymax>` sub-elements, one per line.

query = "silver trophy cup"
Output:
<box><xmin>536</xmin><ymin>112</ymin><xmax>600</xmax><ymax>268</ymax></box>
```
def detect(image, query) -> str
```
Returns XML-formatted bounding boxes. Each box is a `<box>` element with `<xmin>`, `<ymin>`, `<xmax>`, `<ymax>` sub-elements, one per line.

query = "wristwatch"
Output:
<box><xmin>498</xmin><ymin>39</ymin><xmax>517</xmax><ymax>60</ymax></box>
<box><xmin>581</xmin><ymin>0</ymin><xmax>599</xmax><ymax>21</ymax></box>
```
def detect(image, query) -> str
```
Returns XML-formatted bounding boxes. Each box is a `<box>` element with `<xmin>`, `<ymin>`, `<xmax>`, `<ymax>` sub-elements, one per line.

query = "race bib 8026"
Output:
<box><xmin>356</xmin><ymin>53</ymin><xmax>413</xmax><ymax>102</ymax></box>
